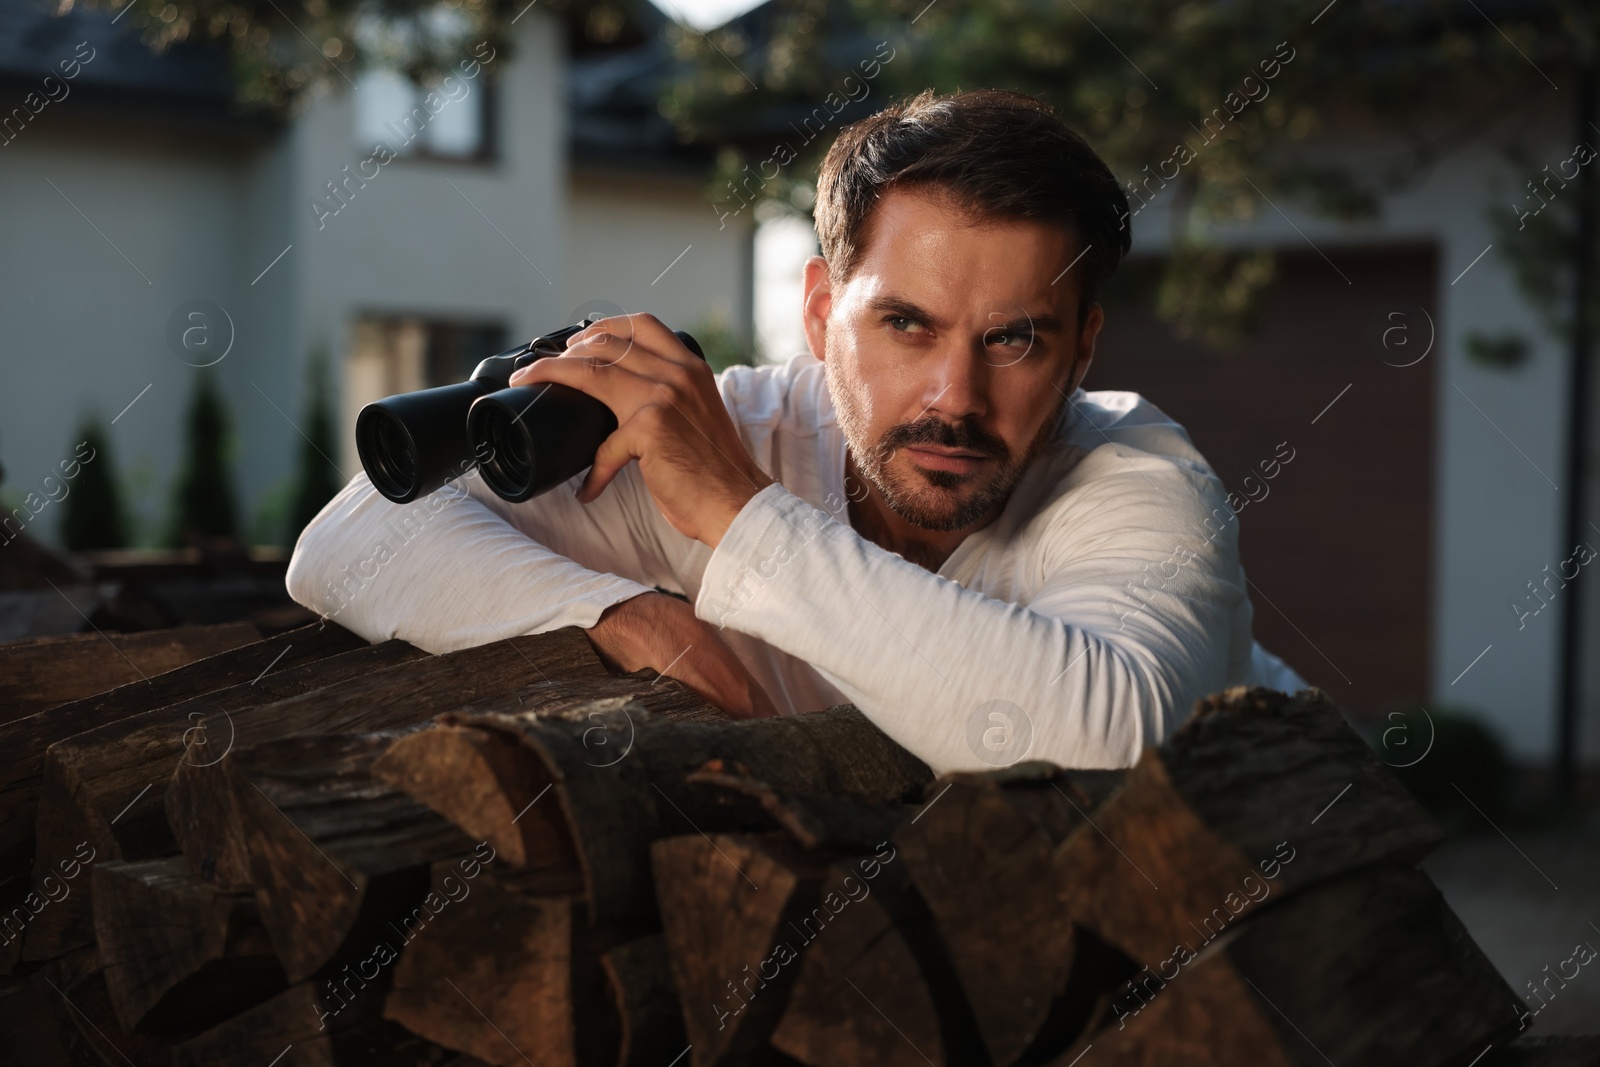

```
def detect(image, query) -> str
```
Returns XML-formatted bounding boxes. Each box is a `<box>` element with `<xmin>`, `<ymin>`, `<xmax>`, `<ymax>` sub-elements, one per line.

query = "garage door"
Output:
<box><xmin>1086</xmin><ymin>243</ymin><xmax>1438</xmax><ymax>716</ymax></box>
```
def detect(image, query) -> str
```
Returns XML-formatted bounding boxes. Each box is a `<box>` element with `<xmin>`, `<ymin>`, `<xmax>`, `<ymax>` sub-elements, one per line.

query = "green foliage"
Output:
<box><xmin>288</xmin><ymin>349</ymin><xmax>344</xmax><ymax>541</ymax></box>
<box><xmin>1155</xmin><ymin>243</ymin><xmax>1277</xmax><ymax>351</ymax></box>
<box><xmin>60</xmin><ymin>417</ymin><xmax>129</xmax><ymax>552</ymax></box>
<box><xmin>1485</xmin><ymin>139</ymin><xmax>1600</xmax><ymax>349</ymax></box>
<box><xmin>687</xmin><ymin>313</ymin><xmax>755</xmax><ymax>373</ymax></box>
<box><xmin>250</xmin><ymin>477</ymin><xmax>295</xmax><ymax>548</ymax></box>
<box><xmin>71</xmin><ymin>0</ymin><xmax>636</xmax><ymax>114</ymax></box>
<box><xmin>1463</xmin><ymin>330</ymin><xmax>1532</xmax><ymax>370</ymax></box>
<box><xmin>168</xmin><ymin>371</ymin><xmax>240</xmax><ymax>546</ymax></box>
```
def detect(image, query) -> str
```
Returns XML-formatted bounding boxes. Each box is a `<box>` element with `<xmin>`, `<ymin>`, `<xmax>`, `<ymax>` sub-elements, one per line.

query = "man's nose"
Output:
<box><xmin>918</xmin><ymin>342</ymin><xmax>988</xmax><ymax>422</ymax></box>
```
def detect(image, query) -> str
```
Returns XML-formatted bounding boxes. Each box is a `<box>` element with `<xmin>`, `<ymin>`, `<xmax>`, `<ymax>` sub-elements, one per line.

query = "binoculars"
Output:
<box><xmin>355</xmin><ymin>318</ymin><xmax>705</xmax><ymax>504</ymax></box>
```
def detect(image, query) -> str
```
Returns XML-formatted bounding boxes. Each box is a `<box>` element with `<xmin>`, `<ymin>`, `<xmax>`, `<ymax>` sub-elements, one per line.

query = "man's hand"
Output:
<box><xmin>508</xmin><ymin>314</ymin><xmax>776</xmax><ymax>548</ymax></box>
<box><xmin>584</xmin><ymin>591</ymin><xmax>779</xmax><ymax>719</ymax></box>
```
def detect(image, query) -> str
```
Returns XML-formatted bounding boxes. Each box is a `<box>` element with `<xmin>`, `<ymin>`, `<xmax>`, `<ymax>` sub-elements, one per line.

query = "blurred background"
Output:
<box><xmin>1</xmin><ymin>0</ymin><xmax>1598</xmax><ymax>1030</ymax></box>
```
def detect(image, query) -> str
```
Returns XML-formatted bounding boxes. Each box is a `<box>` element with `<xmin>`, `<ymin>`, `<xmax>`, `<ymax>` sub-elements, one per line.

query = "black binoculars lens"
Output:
<box><xmin>474</xmin><ymin>402</ymin><xmax>537</xmax><ymax>500</ymax></box>
<box><xmin>357</xmin><ymin>407</ymin><xmax>419</xmax><ymax>502</ymax></box>
<box><xmin>354</xmin><ymin>320</ymin><xmax>702</xmax><ymax>505</ymax></box>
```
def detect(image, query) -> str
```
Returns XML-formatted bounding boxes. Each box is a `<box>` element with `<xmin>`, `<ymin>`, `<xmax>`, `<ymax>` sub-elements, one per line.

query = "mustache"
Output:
<box><xmin>878</xmin><ymin>416</ymin><xmax>1009</xmax><ymax>464</ymax></box>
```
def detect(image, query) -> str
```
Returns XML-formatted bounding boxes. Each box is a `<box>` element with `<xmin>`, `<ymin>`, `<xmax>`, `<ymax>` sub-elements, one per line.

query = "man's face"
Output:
<box><xmin>802</xmin><ymin>185</ymin><xmax>1106</xmax><ymax>533</ymax></box>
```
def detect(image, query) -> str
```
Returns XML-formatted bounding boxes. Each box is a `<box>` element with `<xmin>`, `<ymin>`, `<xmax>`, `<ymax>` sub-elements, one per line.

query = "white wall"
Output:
<box><xmin>753</xmin><ymin>205</ymin><xmax>818</xmax><ymax>363</ymax></box>
<box><xmin>563</xmin><ymin>163</ymin><xmax>756</xmax><ymax>353</ymax></box>
<box><xmin>0</xmin><ymin>115</ymin><xmax>265</xmax><ymax>546</ymax></box>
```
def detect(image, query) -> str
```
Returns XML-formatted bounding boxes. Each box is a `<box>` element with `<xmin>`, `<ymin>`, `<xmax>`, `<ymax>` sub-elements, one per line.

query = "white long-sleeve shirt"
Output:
<box><xmin>285</xmin><ymin>352</ymin><xmax>1306</xmax><ymax>773</ymax></box>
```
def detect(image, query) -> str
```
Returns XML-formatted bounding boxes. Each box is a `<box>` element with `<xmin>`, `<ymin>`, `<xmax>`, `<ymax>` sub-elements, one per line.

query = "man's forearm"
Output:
<box><xmin>286</xmin><ymin>472</ymin><xmax>657</xmax><ymax>653</ymax></box>
<box><xmin>695</xmin><ymin>483</ymin><xmax>1236</xmax><ymax>773</ymax></box>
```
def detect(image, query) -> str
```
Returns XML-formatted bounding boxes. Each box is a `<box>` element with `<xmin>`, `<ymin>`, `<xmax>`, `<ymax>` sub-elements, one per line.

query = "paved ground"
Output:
<box><xmin>1422</xmin><ymin>807</ymin><xmax>1600</xmax><ymax>1036</ymax></box>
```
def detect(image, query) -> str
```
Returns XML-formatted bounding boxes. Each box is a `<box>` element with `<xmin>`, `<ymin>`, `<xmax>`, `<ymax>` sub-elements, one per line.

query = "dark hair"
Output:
<box><xmin>814</xmin><ymin>88</ymin><xmax>1132</xmax><ymax>324</ymax></box>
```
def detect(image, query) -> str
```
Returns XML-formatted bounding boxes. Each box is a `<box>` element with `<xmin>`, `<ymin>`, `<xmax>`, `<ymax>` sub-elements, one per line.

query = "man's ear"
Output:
<box><xmin>800</xmin><ymin>255</ymin><xmax>833</xmax><ymax>363</ymax></box>
<box><xmin>1067</xmin><ymin>302</ymin><xmax>1106</xmax><ymax>392</ymax></box>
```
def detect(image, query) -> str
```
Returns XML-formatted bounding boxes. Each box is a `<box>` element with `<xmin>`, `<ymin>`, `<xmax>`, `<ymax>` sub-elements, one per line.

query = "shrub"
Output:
<box><xmin>287</xmin><ymin>348</ymin><xmax>343</xmax><ymax>541</ymax></box>
<box><xmin>167</xmin><ymin>371</ymin><xmax>239</xmax><ymax>546</ymax></box>
<box><xmin>60</xmin><ymin>417</ymin><xmax>128</xmax><ymax>551</ymax></box>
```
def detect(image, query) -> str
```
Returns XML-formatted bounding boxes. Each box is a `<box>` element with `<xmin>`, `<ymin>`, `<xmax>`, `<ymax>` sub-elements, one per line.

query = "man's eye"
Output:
<box><xmin>986</xmin><ymin>329</ymin><xmax>1033</xmax><ymax>348</ymax></box>
<box><xmin>887</xmin><ymin>316</ymin><xmax>919</xmax><ymax>332</ymax></box>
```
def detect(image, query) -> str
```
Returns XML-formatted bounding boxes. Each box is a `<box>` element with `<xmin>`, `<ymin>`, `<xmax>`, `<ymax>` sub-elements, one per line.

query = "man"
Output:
<box><xmin>286</xmin><ymin>88</ymin><xmax>1305</xmax><ymax>774</ymax></box>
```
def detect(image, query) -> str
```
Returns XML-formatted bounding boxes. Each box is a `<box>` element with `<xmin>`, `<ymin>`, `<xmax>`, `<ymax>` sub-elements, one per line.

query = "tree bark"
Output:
<box><xmin>0</xmin><ymin>619</ymin><xmax>364</xmax><ymax>885</ymax></box>
<box><xmin>1058</xmin><ymin>687</ymin><xmax>1443</xmax><ymax>966</ymax></box>
<box><xmin>1047</xmin><ymin>868</ymin><xmax>1522</xmax><ymax>1067</ymax></box>
<box><xmin>230</xmin><ymin>731</ymin><xmax>483</xmax><ymax>983</ymax></box>
<box><xmin>19</xmin><ymin>638</ymin><xmax>425</xmax><ymax>960</ymax></box>
<box><xmin>0</xmin><ymin>972</ymin><xmax>75</xmax><ymax>1065</ymax></box>
<box><xmin>451</xmin><ymin>702</ymin><xmax>932</xmax><ymax>927</ymax></box>
<box><xmin>167</xmin><ymin>627</ymin><xmax>609</xmax><ymax>891</ymax></box>
<box><xmin>1485</xmin><ymin>1037</ymin><xmax>1600</xmax><ymax>1067</ymax></box>
<box><xmin>367</xmin><ymin>662</ymin><xmax>725</xmax><ymax>873</ymax></box>
<box><xmin>0</xmin><ymin>621</ymin><xmax>262</xmax><ymax>726</ymax></box>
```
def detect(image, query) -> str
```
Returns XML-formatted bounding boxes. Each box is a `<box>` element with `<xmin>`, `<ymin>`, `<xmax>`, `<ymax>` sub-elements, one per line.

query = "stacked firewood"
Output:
<box><xmin>0</xmin><ymin>620</ymin><xmax>1594</xmax><ymax>1067</ymax></box>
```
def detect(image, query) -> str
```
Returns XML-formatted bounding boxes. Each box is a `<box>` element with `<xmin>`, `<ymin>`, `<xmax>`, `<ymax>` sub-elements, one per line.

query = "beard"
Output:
<box><xmin>826</xmin><ymin>356</ymin><xmax>1065</xmax><ymax>533</ymax></box>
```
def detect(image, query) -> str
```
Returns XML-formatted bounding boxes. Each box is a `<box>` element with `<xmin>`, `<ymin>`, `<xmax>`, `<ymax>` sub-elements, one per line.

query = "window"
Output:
<box><xmin>341</xmin><ymin>317</ymin><xmax>508</xmax><ymax>472</ymax></box>
<box><xmin>352</xmin><ymin>67</ymin><xmax>493</xmax><ymax>162</ymax></box>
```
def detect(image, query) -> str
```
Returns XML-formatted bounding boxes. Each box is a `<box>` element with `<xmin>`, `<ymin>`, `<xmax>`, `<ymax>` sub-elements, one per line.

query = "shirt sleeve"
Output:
<box><xmin>692</xmin><ymin>450</ymin><xmax>1249</xmax><ymax>774</ymax></box>
<box><xmin>285</xmin><ymin>461</ymin><xmax>680</xmax><ymax>655</ymax></box>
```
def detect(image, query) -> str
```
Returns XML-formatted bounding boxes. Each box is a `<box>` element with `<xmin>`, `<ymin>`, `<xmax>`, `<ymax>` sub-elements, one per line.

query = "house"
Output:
<box><xmin>0</xmin><ymin>0</ymin><xmax>755</xmax><ymax>532</ymax></box>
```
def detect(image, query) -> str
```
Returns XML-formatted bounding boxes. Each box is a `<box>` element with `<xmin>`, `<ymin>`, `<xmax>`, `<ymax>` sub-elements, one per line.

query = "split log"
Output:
<box><xmin>372</xmin><ymin>723</ymin><xmax>580</xmax><ymax>874</ymax></box>
<box><xmin>0</xmin><ymin>974</ymin><xmax>75</xmax><ymax>1066</ymax></box>
<box><xmin>0</xmin><ymin>887</ymin><xmax>28</xmax><ymax>975</ymax></box>
<box><xmin>0</xmin><ymin>619</ymin><xmax>365</xmax><ymax>883</ymax></box>
<box><xmin>368</xmin><ymin>664</ymin><xmax>725</xmax><ymax>872</ymax></box>
<box><xmin>653</xmin><ymin>833</ymin><xmax>832</xmax><ymax>1065</ymax></box>
<box><xmin>17</xmin><ymin>638</ymin><xmax>424</xmax><ymax>961</ymax></box>
<box><xmin>603</xmin><ymin>934</ymin><xmax>689</xmax><ymax>1067</ymax></box>
<box><xmin>1047</xmin><ymin>867</ymin><xmax>1522</xmax><ymax>1067</ymax></box>
<box><xmin>0</xmin><ymin>620</ymin><xmax>261</xmax><ymax>725</ymax></box>
<box><xmin>29</xmin><ymin>945</ymin><xmax>186</xmax><ymax>1066</ymax></box>
<box><xmin>169</xmin><ymin>980</ymin><xmax>475</xmax><ymax>1067</ymax></box>
<box><xmin>890</xmin><ymin>769</ymin><xmax>1091</xmax><ymax>1066</ymax></box>
<box><xmin>91</xmin><ymin>857</ymin><xmax>285</xmax><ymax>1033</ymax></box>
<box><xmin>683</xmin><ymin>762</ymin><xmax>914</xmax><ymax>851</ymax></box>
<box><xmin>378</xmin><ymin>852</ymin><xmax>669</xmax><ymax>1067</ymax></box>
<box><xmin>231</xmin><ymin>731</ymin><xmax>483</xmax><ymax>982</ymax></box>
<box><xmin>768</xmin><ymin>851</ymin><xmax>974</xmax><ymax>1067</ymax></box>
<box><xmin>1484</xmin><ymin>1037</ymin><xmax>1600</xmax><ymax>1066</ymax></box>
<box><xmin>1057</xmin><ymin>686</ymin><xmax>1444</xmax><ymax>966</ymax></box>
<box><xmin>169</xmin><ymin>626</ymin><xmax>610</xmax><ymax>890</ymax></box>
<box><xmin>570</xmin><ymin>905</ymin><xmax>631</xmax><ymax>1067</ymax></box>
<box><xmin>452</xmin><ymin>702</ymin><xmax>932</xmax><ymax>926</ymax></box>
<box><xmin>384</xmin><ymin>862</ymin><xmax>578</xmax><ymax>1067</ymax></box>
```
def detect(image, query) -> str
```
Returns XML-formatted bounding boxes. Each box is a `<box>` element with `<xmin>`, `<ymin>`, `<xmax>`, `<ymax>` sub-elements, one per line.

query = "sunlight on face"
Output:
<box><xmin>816</xmin><ymin>186</ymin><xmax>1097</xmax><ymax>532</ymax></box>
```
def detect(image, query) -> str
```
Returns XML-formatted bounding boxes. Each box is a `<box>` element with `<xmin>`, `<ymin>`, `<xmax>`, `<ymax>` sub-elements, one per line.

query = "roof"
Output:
<box><xmin>568</xmin><ymin>32</ymin><xmax>718</xmax><ymax>174</ymax></box>
<box><xmin>0</xmin><ymin>0</ymin><xmax>244</xmax><ymax>130</ymax></box>
<box><xmin>0</xmin><ymin>0</ymin><xmax>745</xmax><ymax>170</ymax></box>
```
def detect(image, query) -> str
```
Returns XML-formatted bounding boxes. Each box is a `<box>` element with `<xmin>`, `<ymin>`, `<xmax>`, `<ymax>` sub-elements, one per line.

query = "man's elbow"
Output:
<box><xmin>1108</xmin><ymin>647</ymin><xmax>1177</xmax><ymax>767</ymax></box>
<box><xmin>283</xmin><ymin>477</ymin><xmax>361</xmax><ymax>621</ymax></box>
<box><xmin>284</xmin><ymin>519</ymin><xmax>339</xmax><ymax>620</ymax></box>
